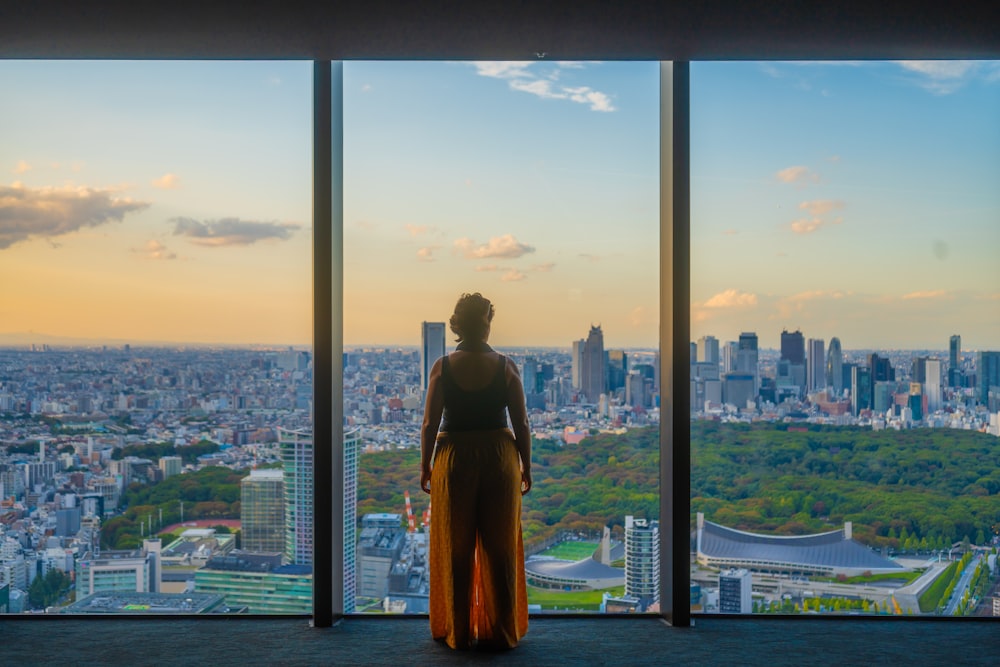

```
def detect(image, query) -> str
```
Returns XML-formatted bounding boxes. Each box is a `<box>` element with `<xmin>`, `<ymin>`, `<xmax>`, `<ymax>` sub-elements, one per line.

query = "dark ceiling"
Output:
<box><xmin>3</xmin><ymin>0</ymin><xmax>999</xmax><ymax>60</ymax></box>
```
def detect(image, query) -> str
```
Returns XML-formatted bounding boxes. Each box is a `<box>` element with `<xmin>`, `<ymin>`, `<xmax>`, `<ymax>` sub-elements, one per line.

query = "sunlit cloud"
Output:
<box><xmin>790</xmin><ymin>216</ymin><xmax>844</xmax><ymax>234</ymax></box>
<box><xmin>13</xmin><ymin>160</ymin><xmax>31</xmax><ymax>174</ymax></box>
<box><xmin>775</xmin><ymin>165</ymin><xmax>820</xmax><ymax>185</ymax></box>
<box><xmin>501</xmin><ymin>269</ymin><xmax>526</xmax><ymax>282</ymax></box>
<box><xmin>895</xmin><ymin>61</ymin><xmax>981</xmax><ymax>95</ymax></box>
<box><xmin>472</xmin><ymin>61</ymin><xmax>535</xmax><ymax>80</ymax></box>
<box><xmin>132</xmin><ymin>239</ymin><xmax>177</xmax><ymax>261</ymax></box>
<box><xmin>475</xmin><ymin>264</ymin><xmax>502</xmax><ymax>272</ymax></box>
<box><xmin>151</xmin><ymin>173</ymin><xmax>181</xmax><ymax>189</ymax></box>
<box><xmin>799</xmin><ymin>199</ymin><xmax>844</xmax><ymax>216</ymax></box>
<box><xmin>471</xmin><ymin>61</ymin><xmax>615</xmax><ymax>112</ymax></box>
<box><xmin>404</xmin><ymin>224</ymin><xmax>433</xmax><ymax>236</ymax></box>
<box><xmin>454</xmin><ymin>234</ymin><xmax>535</xmax><ymax>259</ymax></box>
<box><xmin>703</xmin><ymin>289</ymin><xmax>758</xmax><ymax>309</ymax></box>
<box><xmin>416</xmin><ymin>245</ymin><xmax>440</xmax><ymax>262</ymax></box>
<box><xmin>564</xmin><ymin>86</ymin><xmax>615</xmax><ymax>112</ymax></box>
<box><xmin>579</xmin><ymin>253</ymin><xmax>601</xmax><ymax>262</ymax></box>
<box><xmin>0</xmin><ymin>183</ymin><xmax>150</xmax><ymax>250</ymax></box>
<box><xmin>902</xmin><ymin>290</ymin><xmax>948</xmax><ymax>300</ymax></box>
<box><xmin>171</xmin><ymin>217</ymin><xmax>300</xmax><ymax>247</ymax></box>
<box><xmin>532</xmin><ymin>262</ymin><xmax>555</xmax><ymax>272</ymax></box>
<box><xmin>722</xmin><ymin>229</ymin><xmax>739</xmax><ymax>236</ymax></box>
<box><xmin>629</xmin><ymin>306</ymin><xmax>647</xmax><ymax>327</ymax></box>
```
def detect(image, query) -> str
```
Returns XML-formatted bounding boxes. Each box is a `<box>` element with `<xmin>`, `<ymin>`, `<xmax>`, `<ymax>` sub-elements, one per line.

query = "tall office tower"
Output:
<box><xmin>719</xmin><ymin>568</ymin><xmax>753</xmax><ymax>614</ymax></box>
<box><xmin>868</xmin><ymin>352</ymin><xmax>894</xmax><ymax>406</ymax></box>
<box><xmin>581</xmin><ymin>325</ymin><xmax>606</xmax><ymax>402</ymax></box>
<box><xmin>280</xmin><ymin>428</ymin><xmax>313</xmax><ymax>566</ymax></box>
<box><xmin>827</xmin><ymin>337</ymin><xmax>843</xmax><ymax>396</ymax></box>
<box><xmin>851</xmin><ymin>366</ymin><xmax>872</xmax><ymax>416</ymax></box>
<box><xmin>241</xmin><ymin>469</ymin><xmax>285</xmax><ymax>553</ymax></box>
<box><xmin>924</xmin><ymin>358</ymin><xmax>942</xmax><ymax>413</ymax></box>
<box><xmin>420</xmin><ymin>322</ymin><xmax>446</xmax><ymax>394</ymax></box>
<box><xmin>807</xmin><ymin>338</ymin><xmax>826</xmax><ymax>392</ymax></box>
<box><xmin>343</xmin><ymin>429</ymin><xmax>360</xmax><ymax>613</ymax></box>
<box><xmin>737</xmin><ymin>332</ymin><xmax>759</xmax><ymax>394</ymax></box>
<box><xmin>723</xmin><ymin>341</ymin><xmax>739</xmax><ymax>373</ymax></box>
<box><xmin>624</xmin><ymin>515</ymin><xmax>660</xmax><ymax>610</ymax></box>
<box><xmin>571</xmin><ymin>339</ymin><xmax>585</xmax><ymax>390</ymax></box>
<box><xmin>780</xmin><ymin>329</ymin><xmax>805</xmax><ymax>365</ymax></box>
<box><xmin>689</xmin><ymin>341</ymin><xmax>697</xmax><ymax>364</ymax></box>
<box><xmin>607</xmin><ymin>350</ymin><xmax>628</xmax><ymax>392</ymax></box>
<box><xmin>697</xmin><ymin>335</ymin><xmax>720</xmax><ymax>366</ymax></box>
<box><xmin>911</xmin><ymin>356</ymin><xmax>928</xmax><ymax>384</ymax></box>
<box><xmin>626</xmin><ymin>371</ymin><xmax>646</xmax><ymax>408</ymax></box>
<box><xmin>949</xmin><ymin>335</ymin><xmax>962</xmax><ymax>387</ymax></box>
<box><xmin>976</xmin><ymin>351</ymin><xmax>1000</xmax><ymax>407</ymax></box>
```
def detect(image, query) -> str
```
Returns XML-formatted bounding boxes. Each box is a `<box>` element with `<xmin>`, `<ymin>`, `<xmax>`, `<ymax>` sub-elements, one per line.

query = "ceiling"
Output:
<box><xmin>3</xmin><ymin>0</ymin><xmax>999</xmax><ymax>60</ymax></box>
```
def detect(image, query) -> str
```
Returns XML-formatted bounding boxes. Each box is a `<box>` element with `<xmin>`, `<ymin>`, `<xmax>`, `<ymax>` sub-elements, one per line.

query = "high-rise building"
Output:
<box><xmin>827</xmin><ymin>337</ymin><xmax>843</xmax><ymax>396</ymax></box>
<box><xmin>420</xmin><ymin>322</ymin><xmax>446</xmax><ymax>394</ymax></box>
<box><xmin>851</xmin><ymin>366</ymin><xmax>872</xmax><ymax>416</ymax></box>
<box><xmin>925</xmin><ymin>358</ymin><xmax>942</xmax><ymax>413</ymax></box>
<box><xmin>158</xmin><ymin>456</ymin><xmax>182</xmax><ymax>479</ymax></box>
<box><xmin>697</xmin><ymin>336</ymin><xmax>720</xmax><ymax>366</ymax></box>
<box><xmin>807</xmin><ymin>338</ymin><xmax>825</xmax><ymax>393</ymax></box>
<box><xmin>911</xmin><ymin>356</ymin><xmax>928</xmax><ymax>384</ymax></box>
<box><xmin>571</xmin><ymin>339</ymin><xmax>586</xmax><ymax>390</ymax></box>
<box><xmin>581</xmin><ymin>325</ymin><xmax>606</xmax><ymax>403</ymax></box>
<box><xmin>241</xmin><ymin>469</ymin><xmax>285</xmax><ymax>554</ymax></box>
<box><xmin>949</xmin><ymin>335</ymin><xmax>962</xmax><ymax>387</ymax></box>
<box><xmin>976</xmin><ymin>351</ymin><xmax>1000</xmax><ymax>407</ymax></box>
<box><xmin>343</xmin><ymin>429</ymin><xmax>360</xmax><ymax>613</ymax></box>
<box><xmin>718</xmin><ymin>568</ymin><xmax>752</xmax><ymax>614</ymax></box>
<box><xmin>357</xmin><ymin>513</ymin><xmax>406</xmax><ymax>599</ymax></box>
<box><xmin>722</xmin><ymin>341</ymin><xmax>739</xmax><ymax>373</ymax></box>
<box><xmin>624</xmin><ymin>515</ymin><xmax>659</xmax><ymax>610</ymax></box>
<box><xmin>737</xmin><ymin>332</ymin><xmax>759</xmax><ymax>394</ymax></box>
<box><xmin>607</xmin><ymin>350</ymin><xmax>628</xmax><ymax>392</ymax></box>
<box><xmin>280</xmin><ymin>428</ymin><xmax>313</xmax><ymax>566</ymax></box>
<box><xmin>780</xmin><ymin>329</ymin><xmax>805</xmax><ymax>365</ymax></box>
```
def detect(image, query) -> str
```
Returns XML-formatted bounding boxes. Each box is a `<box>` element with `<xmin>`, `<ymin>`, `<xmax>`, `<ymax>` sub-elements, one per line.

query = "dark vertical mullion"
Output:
<box><xmin>659</xmin><ymin>60</ymin><xmax>691</xmax><ymax>628</ymax></box>
<box><xmin>312</xmin><ymin>59</ymin><xmax>341</xmax><ymax>627</ymax></box>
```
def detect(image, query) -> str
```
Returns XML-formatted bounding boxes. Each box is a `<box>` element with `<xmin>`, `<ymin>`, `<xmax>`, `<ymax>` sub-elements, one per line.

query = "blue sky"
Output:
<box><xmin>1</xmin><ymin>60</ymin><xmax>997</xmax><ymax>350</ymax></box>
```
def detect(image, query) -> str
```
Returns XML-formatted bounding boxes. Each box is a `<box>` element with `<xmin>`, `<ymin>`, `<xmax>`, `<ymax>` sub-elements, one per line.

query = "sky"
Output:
<box><xmin>1</xmin><ymin>60</ymin><xmax>997</xmax><ymax>350</ymax></box>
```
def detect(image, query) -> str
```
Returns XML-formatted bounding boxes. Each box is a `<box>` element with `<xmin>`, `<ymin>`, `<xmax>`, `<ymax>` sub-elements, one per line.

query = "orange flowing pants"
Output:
<box><xmin>429</xmin><ymin>428</ymin><xmax>528</xmax><ymax>649</ymax></box>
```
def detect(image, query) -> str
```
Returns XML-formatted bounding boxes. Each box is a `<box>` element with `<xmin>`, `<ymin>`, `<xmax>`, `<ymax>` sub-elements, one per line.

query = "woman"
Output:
<box><xmin>420</xmin><ymin>292</ymin><xmax>531</xmax><ymax>650</ymax></box>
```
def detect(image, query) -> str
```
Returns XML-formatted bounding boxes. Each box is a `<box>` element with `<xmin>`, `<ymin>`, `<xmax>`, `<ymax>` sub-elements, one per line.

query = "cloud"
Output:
<box><xmin>722</xmin><ymin>229</ymin><xmax>739</xmax><ymax>236</ymax></box>
<box><xmin>471</xmin><ymin>61</ymin><xmax>615</xmax><ymax>112</ymax></box>
<box><xmin>404</xmin><ymin>224</ymin><xmax>432</xmax><ymax>236</ymax></box>
<box><xmin>799</xmin><ymin>199</ymin><xmax>844</xmax><ymax>216</ymax></box>
<box><xmin>13</xmin><ymin>160</ymin><xmax>31</xmax><ymax>174</ymax></box>
<box><xmin>475</xmin><ymin>264</ymin><xmax>502</xmax><ymax>272</ymax></box>
<box><xmin>472</xmin><ymin>61</ymin><xmax>535</xmax><ymax>79</ymax></box>
<box><xmin>790</xmin><ymin>216</ymin><xmax>843</xmax><ymax>234</ymax></box>
<box><xmin>361</xmin><ymin>83</ymin><xmax>373</xmax><ymax>93</ymax></box>
<box><xmin>454</xmin><ymin>234</ymin><xmax>535</xmax><ymax>259</ymax></box>
<box><xmin>579</xmin><ymin>253</ymin><xmax>601</xmax><ymax>262</ymax></box>
<box><xmin>628</xmin><ymin>306</ymin><xmax>646</xmax><ymax>327</ymax></box>
<box><xmin>532</xmin><ymin>262</ymin><xmax>555</xmax><ymax>272</ymax></box>
<box><xmin>703</xmin><ymin>289</ymin><xmax>758</xmax><ymax>309</ymax></box>
<box><xmin>151</xmin><ymin>173</ymin><xmax>181</xmax><ymax>189</ymax></box>
<box><xmin>775</xmin><ymin>165</ymin><xmax>820</xmax><ymax>185</ymax></box>
<box><xmin>171</xmin><ymin>217</ymin><xmax>300</xmax><ymax>247</ymax></box>
<box><xmin>902</xmin><ymin>290</ymin><xmax>947</xmax><ymax>300</ymax></box>
<box><xmin>0</xmin><ymin>183</ymin><xmax>150</xmax><ymax>250</ymax></box>
<box><xmin>501</xmin><ymin>269</ymin><xmax>526</xmax><ymax>282</ymax></box>
<box><xmin>563</xmin><ymin>86</ymin><xmax>615</xmax><ymax>112</ymax></box>
<box><xmin>133</xmin><ymin>239</ymin><xmax>177</xmax><ymax>260</ymax></box>
<box><xmin>895</xmin><ymin>61</ymin><xmax>981</xmax><ymax>95</ymax></box>
<box><xmin>416</xmin><ymin>245</ymin><xmax>440</xmax><ymax>262</ymax></box>
<box><xmin>510</xmin><ymin>78</ymin><xmax>566</xmax><ymax>100</ymax></box>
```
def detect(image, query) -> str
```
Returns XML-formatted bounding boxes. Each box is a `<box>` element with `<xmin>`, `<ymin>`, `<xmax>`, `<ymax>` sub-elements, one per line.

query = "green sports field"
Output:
<box><xmin>536</xmin><ymin>540</ymin><xmax>599</xmax><ymax>562</ymax></box>
<box><xmin>527</xmin><ymin>585</ymin><xmax>626</xmax><ymax>611</ymax></box>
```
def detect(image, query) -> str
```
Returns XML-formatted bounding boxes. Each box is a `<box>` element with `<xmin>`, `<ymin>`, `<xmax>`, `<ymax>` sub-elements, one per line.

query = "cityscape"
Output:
<box><xmin>1</xmin><ymin>323</ymin><xmax>997</xmax><ymax>618</ymax></box>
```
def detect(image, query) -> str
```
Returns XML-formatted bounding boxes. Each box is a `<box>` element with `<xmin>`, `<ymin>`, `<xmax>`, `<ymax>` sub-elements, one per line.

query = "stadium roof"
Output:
<box><xmin>526</xmin><ymin>556</ymin><xmax>624</xmax><ymax>582</ymax></box>
<box><xmin>697</xmin><ymin>519</ymin><xmax>905</xmax><ymax>575</ymax></box>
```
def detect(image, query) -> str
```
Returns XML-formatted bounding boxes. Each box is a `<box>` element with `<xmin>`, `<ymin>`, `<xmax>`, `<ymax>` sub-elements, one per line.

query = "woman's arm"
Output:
<box><xmin>505</xmin><ymin>357</ymin><xmax>532</xmax><ymax>494</ymax></box>
<box><xmin>420</xmin><ymin>357</ymin><xmax>444</xmax><ymax>494</ymax></box>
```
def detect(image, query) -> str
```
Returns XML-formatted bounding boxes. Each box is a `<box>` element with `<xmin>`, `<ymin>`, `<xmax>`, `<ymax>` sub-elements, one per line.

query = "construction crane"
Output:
<box><xmin>403</xmin><ymin>490</ymin><xmax>417</xmax><ymax>533</ymax></box>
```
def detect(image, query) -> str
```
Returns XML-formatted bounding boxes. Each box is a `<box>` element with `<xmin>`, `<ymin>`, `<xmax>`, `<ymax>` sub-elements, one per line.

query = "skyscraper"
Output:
<box><xmin>581</xmin><ymin>325</ymin><xmax>606</xmax><ymax>402</ymax></box>
<box><xmin>807</xmin><ymin>338</ymin><xmax>825</xmax><ymax>393</ymax></box>
<box><xmin>719</xmin><ymin>568</ymin><xmax>752</xmax><ymax>614</ymax></box>
<box><xmin>976</xmin><ymin>351</ymin><xmax>1000</xmax><ymax>407</ymax></box>
<box><xmin>241</xmin><ymin>469</ymin><xmax>285</xmax><ymax>553</ymax></box>
<box><xmin>280</xmin><ymin>428</ymin><xmax>313</xmax><ymax>566</ymax></box>
<box><xmin>343</xmin><ymin>429</ymin><xmax>360</xmax><ymax>613</ymax></box>
<box><xmin>624</xmin><ymin>515</ymin><xmax>659</xmax><ymax>610</ymax></box>
<box><xmin>949</xmin><ymin>335</ymin><xmax>962</xmax><ymax>387</ymax></box>
<box><xmin>697</xmin><ymin>335</ymin><xmax>720</xmax><ymax>366</ymax></box>
<box><xmin>780</xmin><ymin>329</ymin><xmax>805</xmax><ymax>365</ymax></box>
<box><xmin>851</xmin><ymin>366</ymin><xmax>872</xmax><ymax>416</ymax></box>
<box><xmin>571</xmin><ymin>339</ymin><xmax>585</xmax><ymax>390</ymax></box>
<box><xmin>827</xmin><ymin>337</ymin><xmax>843</xmax><ymax>396</ymax></box>
<box><xmin>924</xmin><ymin>358</ymin><xmax>942</xmax><ymax>413</ymax></box>
<box><xmin>607</xmin><ymin>350</ymin><xmax>628</xmax><ymax>392</ymax></box>
<box><xmin>737</xmin><ymin>332</ymin><xmax>759</xmax><ymax>395</ymax></box>
<box><xmin>420</xmin><ymin>322</ymin><xmax>446</xmax><ymax>394</ymax></box>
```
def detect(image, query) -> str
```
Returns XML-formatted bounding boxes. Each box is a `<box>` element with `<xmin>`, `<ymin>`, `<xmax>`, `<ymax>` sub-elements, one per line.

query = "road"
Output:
<box><xmin>942</xmin><ymin>554</ymin><xmax>981</xmax><ymax>616</ymax></box>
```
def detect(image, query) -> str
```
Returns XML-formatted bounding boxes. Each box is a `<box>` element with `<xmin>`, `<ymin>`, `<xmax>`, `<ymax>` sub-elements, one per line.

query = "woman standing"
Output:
<box><xmin>420</xmin><ymin>293</ymin><xmax>531</xmax><ymax>650</ymax></box>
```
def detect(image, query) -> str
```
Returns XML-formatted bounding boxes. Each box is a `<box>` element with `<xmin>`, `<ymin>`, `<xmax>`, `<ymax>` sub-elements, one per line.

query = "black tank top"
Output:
<box><xmin>440</xmin><ymin>354</ymin><xmax>509</xmax><ymax>432</ymax></box>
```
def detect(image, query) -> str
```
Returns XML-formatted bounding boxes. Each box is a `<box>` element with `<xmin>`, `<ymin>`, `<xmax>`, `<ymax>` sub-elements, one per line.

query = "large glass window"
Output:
<box><xmin>0</xmin><ymin>61</ymin><xmax>313</xmax><ymax>614</ymax></box>
<box><xmin>343</xmin><ymin>61</ymin><xmax>662</xmax><ymax>614</ymax></box>
<box><xmin>690</xmin><ymin>61</ymin><xmax>1000</xmax><ymax>617</ymax></box>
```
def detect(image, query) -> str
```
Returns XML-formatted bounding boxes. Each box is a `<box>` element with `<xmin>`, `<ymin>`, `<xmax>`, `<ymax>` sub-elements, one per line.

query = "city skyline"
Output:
<box><xmin>2</xmin><ymin>61</ymin><xmax>998</xmax><ymax>349</ymax></box>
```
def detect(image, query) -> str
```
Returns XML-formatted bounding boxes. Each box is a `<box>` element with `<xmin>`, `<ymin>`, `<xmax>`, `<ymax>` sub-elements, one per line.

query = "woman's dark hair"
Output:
<box><xmin>449</xmin><ymin>293</ymin><xmax>495</xmax><ymax>343</ymax></box>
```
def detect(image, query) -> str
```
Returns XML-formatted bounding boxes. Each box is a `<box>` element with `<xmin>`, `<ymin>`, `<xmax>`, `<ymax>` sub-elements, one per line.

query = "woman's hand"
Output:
<box><xmin>520</xmin><ymin>467</ymin><xmax>532</xmax><ymax>495</ymax></box>
<box><xmin>420</xmin><ymin>464</ymin><xmax>432</xmax><ymax>494</ymax></box>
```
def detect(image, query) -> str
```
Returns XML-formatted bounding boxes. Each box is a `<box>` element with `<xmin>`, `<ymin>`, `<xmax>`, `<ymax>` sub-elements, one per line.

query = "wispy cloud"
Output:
<box><xmin>132</xmin><ymin>239</ymin><xmax>177</xmax><ymax>260</ymax></box>
<box><xmin>13</xmin><ymin>160</ymin><xmax>31</xmax><ymax>174</ymax></box>
<box><xmin>404</xmin><ymin>223</ymin><xmax>435</xmax><ymax>237</ymax></box>
<box><xmin>775</xmin><ymin>165</ymin><xmax>820</xmax><ymax>185</ymax></box>
<box><xmin>532</xmin><ymin>262</ymin><xmax>555</xmax><ymax>272</ymax></box>
<box><xmin>0</xmin><ymin>183</ymin><xmax>150</xmax><ymax>250</ymax></box>
<box><xmin>454</xmin><ymin>234</ymin><xmax>535</xmax><ymax>259</ymax></box>
<box><xmin>703</xmin><ymin>289</ymin><xmax>758</xmax><ymax>309</ymax></box>
<box><xmin>501</xmin><ymin>269</ymin><xmax>526</xmax><ymax>282</ymax></box>
<box><xmin>902</xmin><ymin>289</ymin><xmax>948</xmax><ymax>300</ymax></box>
<box><xmin>799</xmin><ymin>199</ymin><xmax>844</xmax><ymax>216</ymax></box>
<box><xmin>151</xmin><ymin>173</ymin><xmax>181</xmax><ymax>190</ymax></box>
<box><xmin>471</xmin><ymin>61</ymin><xmax>616</xmax><ymax>112</ymax></box>
<box><xmin>722</xmin><ymin>229</ymin><xmax>739</xmax><ymax>236</ymax></box>
<box><xmin>416</xmin><ymin>245</ymin><xmax>440</xmax><ymax>262</ymax></box>
<box><xmin>475</xmin><ymin>264</ymin><xmax>502</xmax><ymax>272</ymax></box>
<box><xmin>579</xmin><ymin>253</ymin><xmax>601</xmax><ymax>262</ymax></box>
<box><xmin>895</xmin><ymin>60</ymin><xmax>984</xmax><ymax>95</ymax></box>
<box><xmin>171</xmin><ymin>217</ymin><xmax>300</xmax><ymax>247</ymax></box>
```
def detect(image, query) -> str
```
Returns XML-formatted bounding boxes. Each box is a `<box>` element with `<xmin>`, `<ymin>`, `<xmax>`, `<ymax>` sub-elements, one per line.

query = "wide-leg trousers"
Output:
<box><xmin>429</xmin><ymin>428</ymin><xmax>529</xmax><ymax>649</ymax></box>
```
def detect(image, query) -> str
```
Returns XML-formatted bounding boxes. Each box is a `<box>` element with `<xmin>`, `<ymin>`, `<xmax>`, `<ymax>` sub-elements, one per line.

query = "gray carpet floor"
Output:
<box><xmin>2</xmin><ymin>616</ymin><xmax>998</xmax><ymax>666</ymax></box>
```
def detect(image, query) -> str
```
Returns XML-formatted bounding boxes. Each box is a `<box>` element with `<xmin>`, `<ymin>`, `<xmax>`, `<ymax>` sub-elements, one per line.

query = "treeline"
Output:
<box><xmin>112</xmin><ymin>439</ymin><xmax>220</xmax><ymax>465</ymax></box>
<box><xmin>101</xmin><ymin>466</ymin><xmax>244</xmax><ymax>549</ymax></box>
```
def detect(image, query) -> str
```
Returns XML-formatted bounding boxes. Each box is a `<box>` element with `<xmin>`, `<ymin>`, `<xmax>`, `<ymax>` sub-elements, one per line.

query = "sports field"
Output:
<box><xmin>536</xmin><ymin>540</ymin><xmax>599</xmax><ymax>562</ymax></box>
<box><xmin>527</xmin><ymin>585</ymin><xmax>626</xmax><ymax>611</ymax></box>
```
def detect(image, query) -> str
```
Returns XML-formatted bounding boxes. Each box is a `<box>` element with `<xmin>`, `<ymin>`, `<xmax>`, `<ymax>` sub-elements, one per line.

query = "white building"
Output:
<box><xmin>719</xmin><ymin>568</ymin><xmax>752</xmax><ymax>614</ymax></box>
